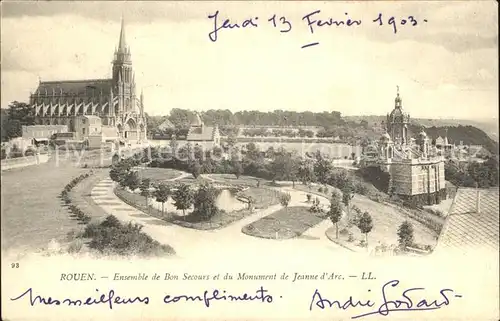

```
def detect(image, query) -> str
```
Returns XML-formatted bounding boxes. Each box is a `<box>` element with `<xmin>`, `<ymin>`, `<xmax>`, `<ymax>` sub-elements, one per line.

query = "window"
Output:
<box><xmin>82</xmin><ymin>128</ymin><xmax>86</xmax><ymax>135</ymax></box>
<box><xmin>82</xmin><ymin>119</ymin><xmax>86</xmax><ymax>124</ymax></box>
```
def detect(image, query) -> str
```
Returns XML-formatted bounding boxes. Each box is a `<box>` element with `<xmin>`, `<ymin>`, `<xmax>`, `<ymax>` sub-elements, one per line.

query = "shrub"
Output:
<box><xmin>339</xmin><ymin>228</ymin><xmax>350</xmax><ymax>236</ymax></box>
<box><xmin>82</xmin><ymin>222</ymin><xmax>102</xmax><ymax>238</ymax></box>
<box><xmin>67</xmin><ymin>239</ymin><xmax>84</xmax><ymax>254</ymax></box>
<box><xmin>358</xmin><ymin>240</ymin><xmax>367</xmax><ymax>248</ymax></box>
<box><xmin>86</xmin><ymin>218</ymin><xmax>175</xmax><ymax>256</ymax></box>
<box><xmin>309</xmin><ymin>197</ymin><xmax>322</xmax><ymax>213</ymax></box>
<box><xmin>306</xmin><ymin>193</ymin><xmax>312</xmax><ymax>203</ymax></box>
<box><xmin>347</xmin><ymin>232</ymin><xmax>355</xmax><ymax>242</ymax></box>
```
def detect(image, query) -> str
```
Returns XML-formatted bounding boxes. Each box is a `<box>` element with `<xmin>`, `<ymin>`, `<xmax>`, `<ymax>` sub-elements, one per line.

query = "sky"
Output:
<box><xmin>1</xmin><ymin>1</ymin><xmax>498</xmax><ymax>120</ymax></box>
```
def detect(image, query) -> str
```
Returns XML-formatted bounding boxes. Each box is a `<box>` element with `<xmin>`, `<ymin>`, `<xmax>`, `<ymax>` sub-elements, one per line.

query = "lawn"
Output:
<box><xmin>242</xmin><ymin>206</ymin><xmax>325</xmax><ymax>239</ymax></box>
<box><xmin>1</xmin><ymin>157</ymin><xmax>88</xmax><ymax>252</ymax></box>
<box><xmin>134</xmin><ymin>167</ymin><xmax>185</xmax><ymax>183</ymax></box>
<box><xmin>205</xmin><ymin>174</ymin><xmax>261</xmax><ymax>186</ymax></box>
<box><xmin>325</xmin><ymin>194</ymin><xmax>441</xmax><ymax>252</ymax></box>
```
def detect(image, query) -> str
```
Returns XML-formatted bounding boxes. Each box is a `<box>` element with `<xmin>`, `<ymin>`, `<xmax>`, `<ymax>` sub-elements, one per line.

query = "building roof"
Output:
<box><xmin>186</xmin><ymin>126</ymin><xmax>217</xmax><ymax>141</ymax></box>
<box><xmin>158</xmin><ymin>118</ymin><xmax>174</xmax><ymax>130</ymax></box>
<box><xmin>436</xmin><ymin>187</ymin><xmax>499</xmax><ymax>252</ymax></box>
<box><xmin>190</xmin><ymin>113</ymin><xmax>204</xmax><ymax>126</ymax></box>
<box><xmin>35</xmin><ymin>79</ymin><xmax>113</xmax><ymax>96</ymax></box>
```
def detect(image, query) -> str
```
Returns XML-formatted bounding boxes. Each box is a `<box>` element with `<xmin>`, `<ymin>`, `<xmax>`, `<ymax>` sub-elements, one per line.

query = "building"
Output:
<box><xmin>362</xmin><ymin>87</ymin><xmax>447</xmax><ymax>206</ymax></box>
<box><xmin>434</xmin><ymin>187</ymin><xmax>499</xmax><ymax>252</ymax></box>
<box><xmin>434</xmin><ymin>129</ymin><xmax>454</xmax><ymax>158</ymax></box>
<box><xmin>22</xmin><ymin>124</ymin><xmax>68</xmax><ymax>145</ymax></box>
<box><xmin>186</xmin><ymin>112</ymin><xmax>220</xmax><ymax>148</ymax></box>
<box><xmin>157</xmin><ymin>118</ymin><xmax>175</xmax><ymax>131</ymax></box>
<box><xmin>28</xmin><ymin>18</ymin><xmax>147</xmax><ymax>146</ymax></box>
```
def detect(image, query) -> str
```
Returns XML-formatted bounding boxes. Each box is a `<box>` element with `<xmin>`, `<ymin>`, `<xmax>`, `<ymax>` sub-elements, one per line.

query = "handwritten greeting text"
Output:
<box><xmin>11</xmin><ymin>280</ymin><xmax>461</xmax><ymax>319</ymax></box>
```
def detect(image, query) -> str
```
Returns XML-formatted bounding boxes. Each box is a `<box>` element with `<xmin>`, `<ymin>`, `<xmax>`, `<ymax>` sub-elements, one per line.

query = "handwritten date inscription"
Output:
<box><xmin>207</xmin><ymin>10</ymin><xmax>428</xmax><ymax>48</ymax></box>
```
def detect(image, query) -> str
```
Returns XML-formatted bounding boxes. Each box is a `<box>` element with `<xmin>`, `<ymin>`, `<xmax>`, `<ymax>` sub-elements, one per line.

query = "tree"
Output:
<box><xmin>328</xmin><ymin>195</ymin><xmax>343</xmax><ymax>239</ymax></box>
<box><xmin>140</xmin><ymin>178</ymin><xmax>152</xmax><ymax>209</ymax></box>
<box><xmin>298</xmin><ymin>160</ymin><xmax>316</xmax><ymax>185</ymax></box>
<box><xmin>314</xmin><ymin>153</ymin><xmax>333</xmax><ymax>184</ymax></box>
<box><xmin>341</xmin><ymin>183</ymin><xmax>355</xmax><ymax>214</ymax></box>
<box><xmin>233</xmin><ymin>160</ymin><xmax>243</xmax><ymax>179</ymax></box>
<box><xmin>4</xmin><ymin>101</ymin><xmax>35</xmax><ymax>140</ymax></box>
<box><xmin>397</xmin><ymin>221</ymin><xmax>414</xmax><ymax>250</ymax></box>
<box><xmin>190</xmin><ymin>162</ymin><xmax>202</xmax><ymax>179</ymax></box>
<box><xmin>172</xmin><ymin>183</ymin><xmax>193</xmax><ymax>217</ymax></box>
<box><xmin>154</xmin><ymin>183</ymin><xmax>171</xmax><ymax>215</ymax></box>
<box><xmin>279</xmin><ymin>192</ymin><xmax>291</xmax><ymax>210</ymax></box>
<box><xmin>226</xmin><ymin>134</ymin><xmax>238</xmax><ymax>148</ymax></box>
<box><xmin>169</xmin><ymin>134</ymin><xmax>178</xmax><ymax>154</ymax></box>
<box><xmin>357</xmin><ymin>211</ymin><xmax>374</xmax><ymax>246</ymax></box>
<box><xmin>124</xmin><ymin>171</ymin><xmax>141</xmax><ymax>191</ymax></box>
<box><xmin>193</xmin><ymin>183</ymin><xmax>220</xmax><ymax>225</ymax></box>
<box><xmin>110</xmin><ymin>163</ymin><xmax>129</xmax><ymax>185</ymax></box>
<box><xmin>270</xmin><ymin>148</ymin><xmax>299</xmax><ymax>186</ymax></box>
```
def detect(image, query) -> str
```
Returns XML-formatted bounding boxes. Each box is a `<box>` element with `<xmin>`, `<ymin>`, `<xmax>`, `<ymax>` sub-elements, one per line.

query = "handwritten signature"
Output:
<box><xmin>309</xmin><ymin>279</ymin><xmax>462</xmax><ymax>319</ymax></box>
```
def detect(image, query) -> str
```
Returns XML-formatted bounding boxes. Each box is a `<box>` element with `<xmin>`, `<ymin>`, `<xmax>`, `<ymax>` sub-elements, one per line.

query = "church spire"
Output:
<box><xmin>118</xmin><ymin>15</ymin><xmax>126</xmax><ymax>52</ymax></box>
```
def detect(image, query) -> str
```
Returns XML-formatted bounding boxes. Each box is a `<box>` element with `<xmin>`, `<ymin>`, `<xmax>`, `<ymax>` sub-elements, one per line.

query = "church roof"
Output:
<box><xmin>35</xmin><ymin>79</ymin><xmax>113</xmax><ymax>96</ymax></box>
<box><xmin>435</xmin><ymin>187</ymin><xmax>499</xmax><ymax>251</ymax></box>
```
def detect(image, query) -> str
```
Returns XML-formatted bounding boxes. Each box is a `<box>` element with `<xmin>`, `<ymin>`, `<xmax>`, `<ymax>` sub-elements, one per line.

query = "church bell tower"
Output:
<box><xmin>112</xmin><ymin>17</ymin><xmax>136</xmax><ymax>115</ymax></box>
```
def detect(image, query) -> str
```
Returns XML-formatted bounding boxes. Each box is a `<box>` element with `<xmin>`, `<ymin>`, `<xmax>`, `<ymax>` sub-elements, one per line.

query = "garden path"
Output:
<box><xmin>91</xmin><ymin>172</ymin><xmax>352</xmax><ymax>261</ymax></box>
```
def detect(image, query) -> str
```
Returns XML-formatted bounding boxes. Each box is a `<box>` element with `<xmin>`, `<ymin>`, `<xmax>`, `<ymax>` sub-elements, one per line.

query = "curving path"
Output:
<box><xmin>91</xmin><ymin>172</ymin><xmax>351</xmax><ymax>261</ymax></box>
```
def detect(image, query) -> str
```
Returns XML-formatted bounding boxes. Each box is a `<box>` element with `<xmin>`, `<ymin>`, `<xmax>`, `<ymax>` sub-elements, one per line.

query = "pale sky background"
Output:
<box><xmin>1</xmin><ymin>1</ymin><xmax>498</xmax><ymax>119</ymax></box>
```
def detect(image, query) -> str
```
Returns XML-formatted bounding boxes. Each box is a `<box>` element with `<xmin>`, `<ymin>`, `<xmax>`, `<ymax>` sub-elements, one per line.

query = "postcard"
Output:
<box><xmin>1</xmin><ymin>1</ymin><xmax>499</xmax><ymax>320</ymax></box>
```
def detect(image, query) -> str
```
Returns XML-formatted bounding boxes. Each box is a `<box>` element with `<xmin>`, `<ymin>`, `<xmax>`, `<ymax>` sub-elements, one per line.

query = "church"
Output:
<box><xmin>362</xmin><ymin>87</ymin><xmax>447</xmax><ymax>207</ymax></box>
<box><xmin>29</xmin><ymin>18</ymin><xmax>147</xmax><ymax>146</ymax></box>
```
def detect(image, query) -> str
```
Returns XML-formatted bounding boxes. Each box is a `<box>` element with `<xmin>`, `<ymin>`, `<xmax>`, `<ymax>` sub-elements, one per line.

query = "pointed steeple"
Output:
<box><xmin>118</xmin><ymin>15</ymin><xmax>126</xmax><ymax>52</ymax></box>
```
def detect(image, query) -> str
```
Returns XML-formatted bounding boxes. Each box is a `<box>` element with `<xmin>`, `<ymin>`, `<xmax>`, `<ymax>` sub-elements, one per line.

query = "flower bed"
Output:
<box><xmin>242</xmin><ymin>206</ymin><xmax>325</xmax><ymax>239</ymax></box>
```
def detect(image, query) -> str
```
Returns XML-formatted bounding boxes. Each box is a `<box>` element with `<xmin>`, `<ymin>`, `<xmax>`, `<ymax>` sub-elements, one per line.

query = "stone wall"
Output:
<box><xmin>398</xmin><ymin>188</ymin><xmax>447</xmax><ymax>208</ymax></box>
<box><xmin>1</xmin><ymin>154</ymin><xmax>49</xmax><ymax>171</ymax></box>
